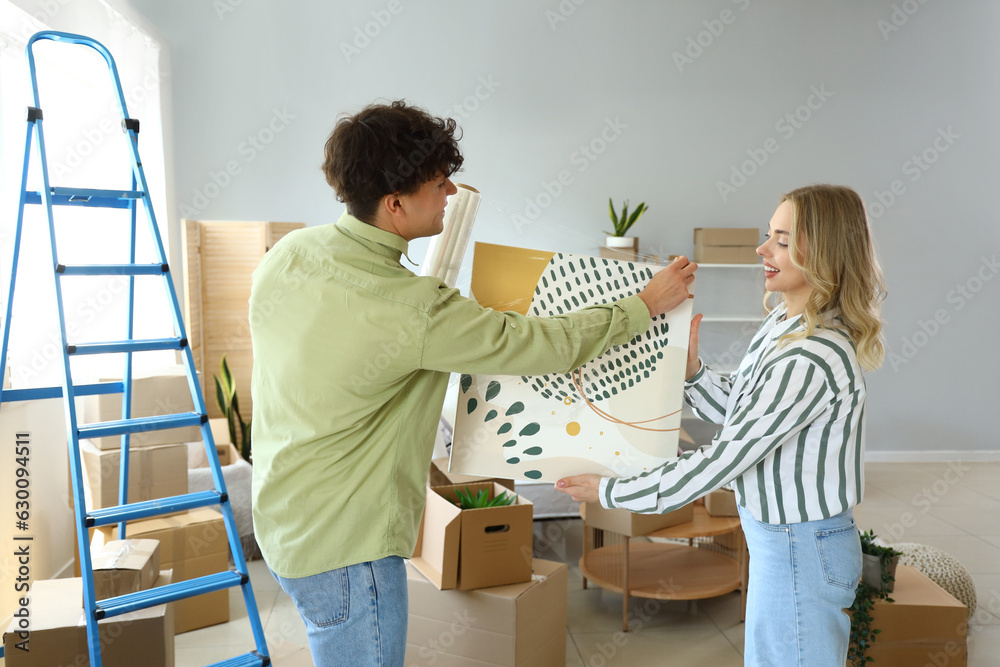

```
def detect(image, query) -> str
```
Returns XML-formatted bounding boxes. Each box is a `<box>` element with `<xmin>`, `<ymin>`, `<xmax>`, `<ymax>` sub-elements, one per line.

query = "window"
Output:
<box><xmin>0</xmin><ymin>0</ymin><xmax>175</xmax><ymax>388</ymax></box>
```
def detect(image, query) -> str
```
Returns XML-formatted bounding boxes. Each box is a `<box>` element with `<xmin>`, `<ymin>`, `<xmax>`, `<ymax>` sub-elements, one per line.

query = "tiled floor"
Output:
<box><xmin>5</xmin><ymin>462</ymin><xmax>996</xmax><ymax>666</ymax></box>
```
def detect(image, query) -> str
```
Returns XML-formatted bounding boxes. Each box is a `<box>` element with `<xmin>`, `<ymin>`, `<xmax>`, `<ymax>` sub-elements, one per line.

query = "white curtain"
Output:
<box><xmin>0</xmin><ymin>0</ymin><xmax>174</xmax><ymax>388</ymax></box>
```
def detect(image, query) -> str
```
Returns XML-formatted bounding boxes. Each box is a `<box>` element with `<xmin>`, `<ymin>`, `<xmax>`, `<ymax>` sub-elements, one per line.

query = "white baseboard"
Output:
<box><xmin>865</xmin><ymin>450</ymin><xmax>1000</xmax><ymax>463</ymax></box>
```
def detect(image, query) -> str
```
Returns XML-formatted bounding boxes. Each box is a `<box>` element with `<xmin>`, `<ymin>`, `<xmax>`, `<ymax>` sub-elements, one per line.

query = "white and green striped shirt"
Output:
<box><xmin>599</xmin><ymin>304</ymin><xmax>866</xmax><ymax>525</ymax></box>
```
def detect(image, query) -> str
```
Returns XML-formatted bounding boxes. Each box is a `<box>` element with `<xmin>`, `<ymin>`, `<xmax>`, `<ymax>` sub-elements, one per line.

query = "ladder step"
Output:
<box><xmin>58</xmin><ymin>263</ymin><xmax>169</xmax><ymax>276</ymax></box>
<box><xmin>1</xmin><ymin>380</ymin><xmax>122</xmax><ymax>402</ymax></box>
<box><xmin>78</xmin><ymin>411</ymin><xmax>205</xmax><ymax>440</ymax></box>
<box><xmin>25</xmin><ymin>186</ymin><xmax>143</xmax><ymax>209</ymax></box>
<box><xmin>87</xmin><ymin>490</ymin><xmax>224</xmax><ymax>527</ymax></box>
<box><xmin>96</xmin><ymin>570</ymin><xmax>246</xmax><ymax>619</ymax></box>
<box><xmin>206</xmin><ymin>652</ymin><xmax>269</xmax><ymax>667</ymax></box>
<box><xmin>68</xmin><ymin>337</ymin><xmax>186</xmax><ymax>355</ymax></box>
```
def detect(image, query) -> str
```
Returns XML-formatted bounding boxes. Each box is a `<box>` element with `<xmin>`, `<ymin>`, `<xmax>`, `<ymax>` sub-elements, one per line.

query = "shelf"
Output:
<box><xmin>649</xmin><ymin>504</ymin><xmax>741</xmax><ymax>539</ymax></box>
<box><xmin>579</xmin><ymin>542</ymin><xmax>741</xmax><ymax>600</ymax></box>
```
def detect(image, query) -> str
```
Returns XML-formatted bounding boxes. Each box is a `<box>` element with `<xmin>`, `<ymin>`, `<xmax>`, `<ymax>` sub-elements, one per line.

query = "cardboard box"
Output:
<box><xmin>693</xmin><ymin>227</ymin><xmax>760</xmax><ymax>264</ymax></box>
<box><xmin>859</xmin><ymin>565</ymin><xmax>967</xmax><ymax>665</ymax></box>
<box><xmin>431</xmin><ymin>457</ymin><xmax>515</xmax><ymax>491</ymax></box>
<box><xmin>693</xmin><ymin>227</ymin><xmax>760</xmax><ymax>246</ymax></box>
<box><xmin>411</xmin><ymin>482</ymin><xmax>533</xmax><ymax>591</ymax></box>
<box><xmin>187</xmin><ymin>441</ymin><xmax>240</xmax><ymax>469</ymax></box>
<box><xmin>92</xmin><ymin>538</ymin><xmax>161</xmax><ymax>600</ymax></box>
<box><xmin>73</xmin><ymin>439</ymin><xmax>188</xmax><ymax>510</ymax></box>
<box><xmin>693</xmin><ymin>244</ymin><xmax>759</xmax><ymax>264</ymax></box>
<box><xmin>3</xmin><ymin>571</ymin><xmax>174</xmax><ymax>667</ymax></box>
<box><xmin>705</xmin><ymin>488</ymin><xmax>739</xmax><ymax>517</ymax></box>
<box><xmin>582</xmin><ymin>501</ymin><xmax>694</xmax><ymax>537</ymax></box>
<box><xmin>81</xmin><ymin>366</ymin><xmax>202</xmax><ymax>449</ymax></box>
<box><xmin>405</xmin><ymin>558</ymin><xmax>567</xmax><ymax>667</ymax></box>
<box><xmin>91</xmin><ymin>508</ymin><xmax>230</xmax><ymax>633</ymax></box>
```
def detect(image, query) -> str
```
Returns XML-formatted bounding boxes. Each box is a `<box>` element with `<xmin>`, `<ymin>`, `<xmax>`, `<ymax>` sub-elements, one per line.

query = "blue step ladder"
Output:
<box><xmin>0</xmin><ymin>31</ymin><xmax>269</xmax><ymax>666</ymax></box>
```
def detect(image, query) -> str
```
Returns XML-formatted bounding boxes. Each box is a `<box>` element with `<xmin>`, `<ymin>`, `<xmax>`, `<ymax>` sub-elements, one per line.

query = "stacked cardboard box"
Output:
<box><xmin>73</xmin><ymin>439</ymin><xmax>188</xmax><ymax>510</ymax></box>
<box><xmin>3</xmin><ymin>570</ymin><xmax>174</xmax><ymax>666</ymax></box>
<box><xmin>91</xmin><ymin>508</ymin><xmax>230</xmax><ymax>633</ymax></box>
<box><xmin>405</xmin><ymin>558</ymin><xmax>568</xmax><ymax>666</ymax></box>
<box><xmin>80</xmin><ymin>366</ymin><xmax>202</xmax><ymax>449</ymax></box>
<box><xmin>91</xmin><ymin>538</ymin><xmax>161</xmax><ymax>600</ymax></box>
<box><xmin>693</xmin><ymin>228</ymin><xmax>759</xmax><ymax>264</ymax></box>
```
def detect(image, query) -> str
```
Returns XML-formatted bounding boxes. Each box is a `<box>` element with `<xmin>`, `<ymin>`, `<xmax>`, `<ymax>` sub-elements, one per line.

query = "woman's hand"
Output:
<box><xmin>554</xmin><ymin>474</ymin><xmax>602</xmax><ymax>503</ymax></box>
<box><xmin>686</xmin><ymin>313</ymin><xmax>704</xmax><ymax>380</ymax></box>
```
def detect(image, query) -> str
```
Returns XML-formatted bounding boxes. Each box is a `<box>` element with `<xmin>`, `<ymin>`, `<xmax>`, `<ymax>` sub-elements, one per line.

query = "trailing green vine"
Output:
<box><xmin>848</xmin><ymin>530</ymin><xmax>902</xmax><ymax>666</ymax></box>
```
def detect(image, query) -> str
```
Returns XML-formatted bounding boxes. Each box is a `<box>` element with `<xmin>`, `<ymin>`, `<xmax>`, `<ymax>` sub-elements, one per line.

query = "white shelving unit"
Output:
<box><xmin>692</xmin><ymin>263</ymin><xmax>766</xmax><ymax>377</ymax></box>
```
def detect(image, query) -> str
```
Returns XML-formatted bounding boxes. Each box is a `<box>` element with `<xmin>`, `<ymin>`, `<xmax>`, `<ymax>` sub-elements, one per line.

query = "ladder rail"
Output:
<box><xmin>22</xmin><ymin>73</ymin><xmax>106</xmax><ymax>666</ymax></box>
<box><xmin>0</xmin><ymin>111</ymin><xmax>37</xmax><ymax>409</ymax></box>
<box><xmin>1</xmin><ymin>31</ymin><xmax>271</xmax><ymax>667</ymax></box>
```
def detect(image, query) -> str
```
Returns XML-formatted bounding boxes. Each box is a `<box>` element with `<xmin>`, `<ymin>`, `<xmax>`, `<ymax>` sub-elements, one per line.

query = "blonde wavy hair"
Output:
<box><xmin>766</xmin><ymin>184</ymin><xmax>887</xmax><ymax>371</ymax></box>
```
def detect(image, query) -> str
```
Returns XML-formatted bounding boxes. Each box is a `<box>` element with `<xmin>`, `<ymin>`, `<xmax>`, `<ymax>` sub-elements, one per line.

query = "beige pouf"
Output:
<box><xmin>894</xmin><ymin>542</ymin><xmax>977</xmax><ymax>617</ymax></box>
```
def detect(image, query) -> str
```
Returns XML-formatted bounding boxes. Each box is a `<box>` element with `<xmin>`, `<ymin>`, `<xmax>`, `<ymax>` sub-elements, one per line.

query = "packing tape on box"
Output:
<box><xmin>421</xmin><ymin>184</ymin><xmax>481</xmax><ymax>288</ymax></box>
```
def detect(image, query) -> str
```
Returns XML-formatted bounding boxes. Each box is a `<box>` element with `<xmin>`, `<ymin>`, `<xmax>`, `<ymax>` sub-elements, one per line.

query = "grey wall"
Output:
<box><xmin>129</xmin><ymin>0</ymin><xmax>1000</xmax><ymax>457</ymax></box>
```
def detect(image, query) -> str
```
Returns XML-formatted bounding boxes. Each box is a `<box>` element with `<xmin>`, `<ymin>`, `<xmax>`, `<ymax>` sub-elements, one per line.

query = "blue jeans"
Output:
<box><xmin>739</xmin><ymin>505</ymin><xmax>861</xmax><ymax>667</ymax></box>
<box><xmin>270</xmin><ymin>556</ymin><xmax>407</xmax><ymax>667</ymax></box>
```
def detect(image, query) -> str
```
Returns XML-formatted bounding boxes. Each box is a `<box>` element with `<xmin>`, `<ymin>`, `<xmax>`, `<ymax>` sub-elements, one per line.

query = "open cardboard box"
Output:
<box><xmin>3</xmin><ymin>570</ymin><xmax>174</xmax><ymax>667</ymax></box>
<box><xmin>429</xmin><ymin>457</ymin><xmax>514</xmax><ymax>491</ymax></box>
<box><xmin>582</xmin><ymin>501</ymin><xmax>693</xmax><ymax>537</ymax></box>
<box><xmin>405</xmin><ymin>558</ymin><xmax>567</xmax><ymax>667</ymax></box>
<box><xmin>411</xmin><ymin>481</ymin><xmax>533</xmax><ymax>590</ymax></box>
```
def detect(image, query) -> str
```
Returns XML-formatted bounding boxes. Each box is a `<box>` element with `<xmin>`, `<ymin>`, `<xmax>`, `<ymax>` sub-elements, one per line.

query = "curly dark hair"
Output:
<box><xmin>322</xmin><ymin>100</ymin><xmax>464</xmax><ymax>223</ymax></box>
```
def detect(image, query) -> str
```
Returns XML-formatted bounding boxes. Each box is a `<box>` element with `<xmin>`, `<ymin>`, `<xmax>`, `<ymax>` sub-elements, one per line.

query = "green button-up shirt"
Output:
<box><xmin>249</xmin><ymin>212</ymin><xmax>650</xmax><ymax>578</ymax></box>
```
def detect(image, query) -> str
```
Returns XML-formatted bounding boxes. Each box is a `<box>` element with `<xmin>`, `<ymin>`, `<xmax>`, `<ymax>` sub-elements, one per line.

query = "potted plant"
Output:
<box><xmin>605</xmin><ymin>198</ymin><xmax>649</xmax><ymax>249</ymax></box>
<box><xmin>860</xmin><ymin>529</ymin><xmax>901</xmax><ymax>592</ymax></box>
<box><xmin>848</xmin><ymin>530</ymin><xmax>902</xmax><ymax>666</ymax></box>
<box><xmin>214</xmin><ymin>354</ymin><xmax>252</xmax><ymax>464</ymax></box>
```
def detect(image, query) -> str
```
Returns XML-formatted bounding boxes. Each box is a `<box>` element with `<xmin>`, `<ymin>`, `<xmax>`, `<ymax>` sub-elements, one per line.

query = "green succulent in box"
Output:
<box><xmin>606</xmin><ymin>198</ymin><xmax>649</xmax><ymax>237</ymax></box>
<box><xmin>451</xmin><ymin>486</ymin><xmax>517</xmax><ymax>510</ymax></box>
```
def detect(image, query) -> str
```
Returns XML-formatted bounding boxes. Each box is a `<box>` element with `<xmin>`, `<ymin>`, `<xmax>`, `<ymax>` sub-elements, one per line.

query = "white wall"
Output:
<box><xmin>127</xmin><ymin>0</ymin><xmax>1000</xmax><ymax>457</ymax></box>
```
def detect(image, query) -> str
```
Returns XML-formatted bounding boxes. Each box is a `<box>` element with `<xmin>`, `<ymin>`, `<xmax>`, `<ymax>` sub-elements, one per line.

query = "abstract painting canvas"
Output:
<box><xmin>450</xmin><ymin>242</ymin><xmax>693</xmax><ymax>483</ymax></box>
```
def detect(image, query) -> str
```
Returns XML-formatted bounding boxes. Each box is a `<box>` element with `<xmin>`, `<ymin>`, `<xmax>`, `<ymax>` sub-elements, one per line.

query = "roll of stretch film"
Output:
<box><xmin>421</xmin><ymin>184</ymin><xmax>481</xmax><ymax>288</ymax></box>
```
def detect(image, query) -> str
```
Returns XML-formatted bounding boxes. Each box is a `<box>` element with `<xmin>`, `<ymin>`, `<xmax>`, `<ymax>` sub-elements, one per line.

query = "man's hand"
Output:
<box><xmin>554</xmin><ymin>474</ymin><xmax>602</xmax><ymax>503</ymax></box>
<box><xmin>638</xmin><ymin>256</ymin><xmax>697</xmax><ymax>318</ymax></box>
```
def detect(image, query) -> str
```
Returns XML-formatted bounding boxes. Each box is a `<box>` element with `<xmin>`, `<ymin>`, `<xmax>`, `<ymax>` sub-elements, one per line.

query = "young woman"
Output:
<box><xmin>556</xmin><ymin>184</ymin><xmax>887</xmax><ymax>666</ymax></box>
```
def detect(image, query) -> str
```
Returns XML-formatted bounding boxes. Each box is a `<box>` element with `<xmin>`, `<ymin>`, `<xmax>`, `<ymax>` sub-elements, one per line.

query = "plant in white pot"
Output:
<box><xmin>606</xmin><ymin>198</ymin><xmax>649</xmax><ymax>250</ymax></box>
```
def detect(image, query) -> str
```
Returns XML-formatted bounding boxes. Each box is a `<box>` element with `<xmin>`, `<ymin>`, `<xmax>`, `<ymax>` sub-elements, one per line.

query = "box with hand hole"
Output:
<box><xmin>411</xmin><ymin>481</ymin><xmax>533</xmax><ymax>590</ymax></box>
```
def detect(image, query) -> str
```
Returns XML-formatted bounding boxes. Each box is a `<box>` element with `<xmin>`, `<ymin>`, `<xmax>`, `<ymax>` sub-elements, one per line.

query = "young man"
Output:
<box><xmin>249</xmin><ymin>100</ymin><xmax>696</xmax><ymax>666</ymax></box>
